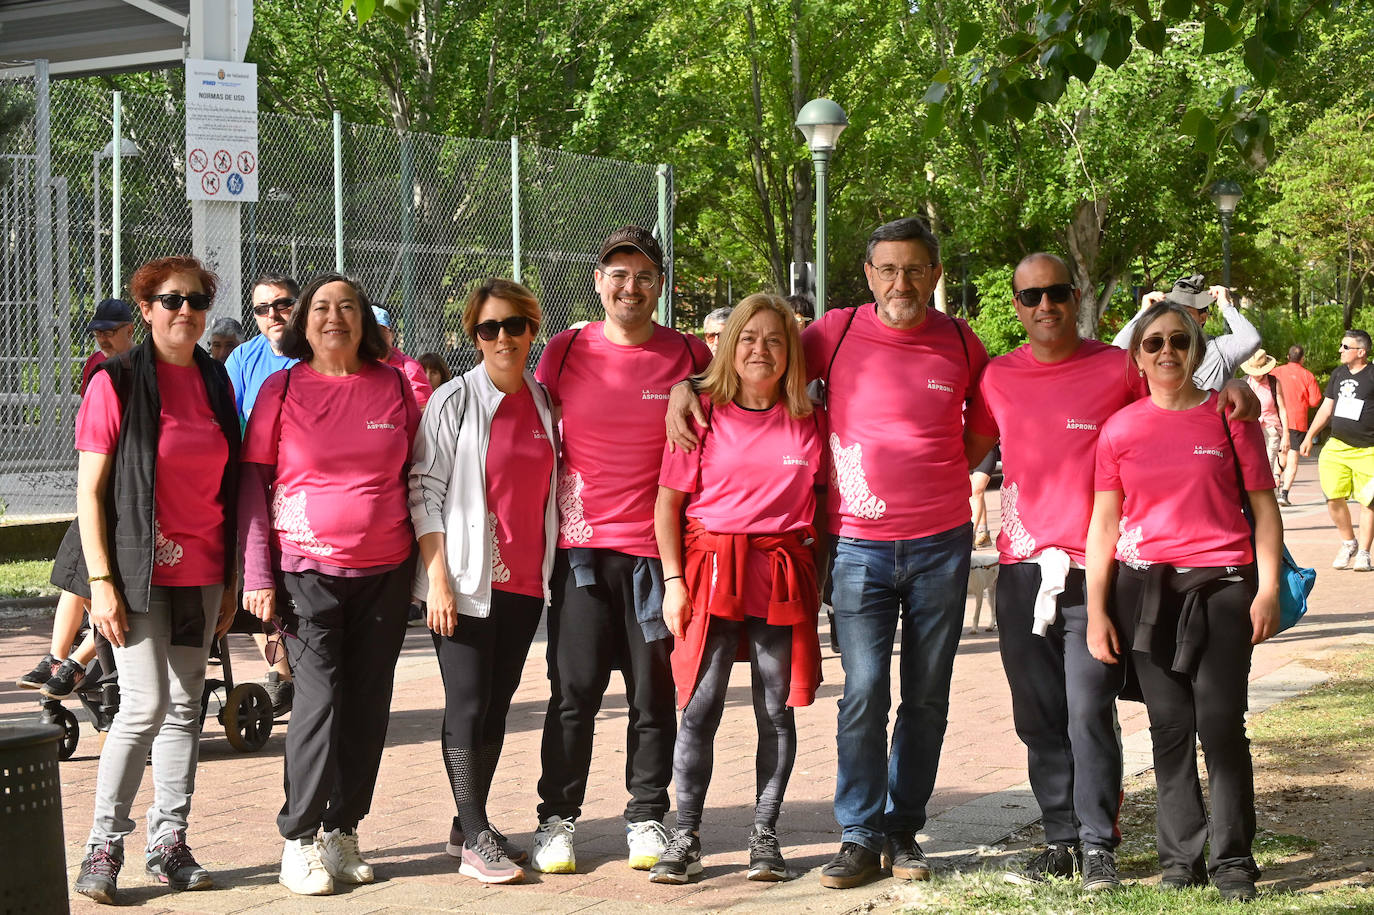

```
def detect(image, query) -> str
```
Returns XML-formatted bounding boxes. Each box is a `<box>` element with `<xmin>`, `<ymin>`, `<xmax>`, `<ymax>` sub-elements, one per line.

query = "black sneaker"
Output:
<box><xmin>145</xmin><ymin>831</ymin><xmax>213</xmax><ymax>890</ymax></box>
<box><xmin>1004</xmin><ymin>842</ymin><xmax>1078</xmax><ymax>885</ymax></box>
<box><xmin>40</xmin><ymin>657</ymin><xmax>86</xmax><ymax>699</ymax></box>
<box><xmin>1276</xmin><ymin>490</ymin><xmax>1292</xmax><ymax>507</ymax></box>
<box><xmin>747</xmin><ymin>824</ymin><xmax>788</xmax><ymax>881</ymax></box>
<box><xmin>1081</xmin><ymin>847</ymin><xmax>1120</xmax><ymax>892</ymax></box>
<box><xmin>1214</xmin><ymin>870</ymin><xmax>1259</xmax><ymax>902</ymax></box>
<box><xmin>819</xmin><ymin>841</ymin><xmax>881</xmax><ymax>889</ymax></box>
<box><xmin>16</xmin><ymin>653</ymin><xmax>59</xmax><ymax>689</ymax></box>
<box><xmin>407</xmin><ymin>602</ymin><xmax>427</xmax><ymax>627</ymax></box>
<box><xmin>1160</xmin><ymin>866</ymin><xmax>1206</xmax><ymax>890</ymax></box>
<box><xmin>75</xmin><ymin>843</ymin><xmax>123</xmax><ymax>904</ymax></box>
<box><xmin>885</xmin><ymin>831</ymin><xmax>931</xmax><ymax>881</ymax></box>
<box><xmin>263</xmin><ymin>671</ymin><xmax>294</xmax><ymax>716</ymax></box>
<box><xmin>648</xmin><ymin>830</ymin><xmax>702</xmax><ymax>884</ymax></box>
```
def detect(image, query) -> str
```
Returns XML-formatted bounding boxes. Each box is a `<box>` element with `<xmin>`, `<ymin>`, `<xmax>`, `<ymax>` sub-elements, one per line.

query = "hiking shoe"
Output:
<box><xmin>747</xmin><ymin>824</ymin><xmax>788</xmax><ymax>881</ymax></box>
<box><xmin>1160</xmin><ymin>865</ymin><xmax>1206</xmax><ymax>889</ymax></box>
<box><xmin>145</xmin><ymin>830</ymin><xmax>212</xmax><ymax>890</ymax></box>
<box><xmin>75</xmin><ymin>843</ymin><xmax>123</xmax><ymax>904</ymax></box>
<box><xmin>819</xmin><ymin>841</ymin><xmax>881</xmax><ymax>889</ymax></box>
<box><xmin>263</xmin><ymin>671</ymin><xmax>293</xmax><ymax>715</ymax></box>
<box><xmin>1276</xmin><ymin>490</ymin><xmax>1291</xmax><ymax>507</ymax></box>
<box><xmin>626</xmin><ymin>819</ymin><xmax>669</xmax><ymax>870</ymax></box>
<box><xmin>1355</xmin><ymin>551</ymin><xmax>1372</xmax><ymax>572</ymax></box>
<box><xmin>531</xmin><ymin>816</ymin><xmax>576</xmax><ymax>874</ymax></box>
<box><xmin>1333</xmin><ymin>540</ymin><xmax>1358</xmax><ymax>569</ymax></box>
<box><xmin>280</xmin><ymin>837</ymin><xmax>333</xmax><ymax>896</ymax></box>
<box><xmin>16</xmin><ymin>653</ymin><xmax>59</xmax><ymax>689</ymax></box>
<box><xmin>974</xmin><ymin>528</ymin><xmax>993</xmax><ymax>549</ymax></box>
<box><xmin>40</xmin><ymin>657</ymin><xmax>85</xmax><ymax>699</ymax></box>
<box><xmin>1215</xmin><ymin>872</ymin><xmax>1258</xmax><ymax>902</ymax></box>
<box><xmin>1082</xmin><ymin>847</ymin><xmax>1120</xmax><ymax>893</ymax></box>
<box><xmin>1004</xmin><ymin>842</ymin><xmax>1078</xmax><ymax>885</ymax></box>
<box><xmin>320</xmin><ymin>828</ymin><xmax>373</xmax><ymax>884</ymax></box>
<box><xmin>885</xmin><ymin>831</ymin><xmax>932</xmax><ymax>881</ymax></box>
<box><xmin>648</xmin><ymin>830</ymin><xmax>702</xmax><ymax>884</ymax></box>
<box><xmin>460</xmin><ymin>829</ymin><xmax>525</xmax><ymax>884</ymax></box>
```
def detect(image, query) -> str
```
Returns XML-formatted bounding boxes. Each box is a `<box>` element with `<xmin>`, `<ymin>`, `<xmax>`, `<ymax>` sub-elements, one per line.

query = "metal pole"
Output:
<box><xmin>35</xmin><ymin>59</ymin><xmax>55</xmax><ymax>433</ymax></box>
<box><xmin>509</xmin><ymin>136</ymin><xmax>521</xmax><ymax>283</ymax></box>
<box><xmin>400</xmin><ymin>132</ymin><xmax>417</xmax><ymax>341</ymax></box>
<box><xmin>111</xmin><ymin>91</ymin><xmax>122</xmax><ymax>295</ymax></box>
<box><xmin>333</xmin><ymin>110</ymin><xmax>344</xmax><ymax>271</ymax></box>
<box><xmin>92</xmin><ymin>150</ymin><xmax>102</xmax><ymax>302</ymax></box>
<box><xmin>1220</xmin><ymin>211</ymin><xmax>1233</xmax><ymax>288</ymax></box>
<box><xmin>55</xmin><ymin>176</ymin><xmax>72</xmax><ymax>409</ymax></box>
<box><xmin>813</xmin><ymin>149</ymin><xmax>830</xmax><ymax>318</ymax></box>
<box><xmin>656</xmin><ymin>164</ymin><xmax>669</xmax><ymax>325</ymax></box>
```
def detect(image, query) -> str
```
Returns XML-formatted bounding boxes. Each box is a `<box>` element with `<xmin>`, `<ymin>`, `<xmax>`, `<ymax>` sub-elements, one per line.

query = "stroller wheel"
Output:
<box><xmin>44</xmin><ymin>706</ymin><xmax>80</xmax><ymax>760</ymax></box>
<box><xmin>223</xmin><ymin>683</ymin><xmax>273</xmax><ymax>752</ymax></box>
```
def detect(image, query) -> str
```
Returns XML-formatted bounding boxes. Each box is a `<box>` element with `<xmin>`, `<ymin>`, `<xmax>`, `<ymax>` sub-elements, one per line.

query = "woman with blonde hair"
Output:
<box><xmin>650</xmin><ymin>293</ymin><xmax>825</xmax><ymax>883</ymax></box>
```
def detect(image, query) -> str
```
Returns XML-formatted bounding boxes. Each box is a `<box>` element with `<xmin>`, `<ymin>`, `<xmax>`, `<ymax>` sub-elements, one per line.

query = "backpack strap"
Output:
<box><xmin>822</xmin><ymin>307</ymin><xmax>860</xmax><ymax>406</ymax></box>
<box><xmin>555</xmin><ymin>327</ymin><xmax>583</xmax><ymax>386</ymax></box>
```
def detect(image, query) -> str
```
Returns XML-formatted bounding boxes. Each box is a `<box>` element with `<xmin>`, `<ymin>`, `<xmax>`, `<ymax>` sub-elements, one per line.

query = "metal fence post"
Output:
<box><xmin>333</xmin><ymin>110</ymin><xmax>344</xmax><ymax>271</ymax></box>
<box><xmin>112</xmin><ymin>90</ymin><xmax>122</xmax><ymax>295</ymax></box>
<box><xmin>400</xmin><ymin>131</ymin><xmax>416</xmax><ymax>339</ymax></box>
<box><xmin>35</xmin><ymin>59</ymin><xmax>55</xmax><ymax>437</ymax></box>
<box><xmin>510</xmin><ymin>136</ymin><xmax>521</xmax><ymax>283</ymax></box>
<box><xmin>656</xmin><ymin>163</ymin><xmax>670</xmax><ymax>326</ymax></box>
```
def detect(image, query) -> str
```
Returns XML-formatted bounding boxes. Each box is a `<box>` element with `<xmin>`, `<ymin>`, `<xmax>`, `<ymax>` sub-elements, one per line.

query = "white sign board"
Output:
<box><xmin>185</xmin><ymin>59</ymin><xmax>258</xmax><ymax>203</ymax></box>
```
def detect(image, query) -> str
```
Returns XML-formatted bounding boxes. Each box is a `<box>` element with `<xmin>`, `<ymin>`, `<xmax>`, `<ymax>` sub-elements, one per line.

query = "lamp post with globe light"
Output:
<box><xmin>795</xmin><ymin>98</ymin><xmax>848</xmax><ymax>318</ymax></box>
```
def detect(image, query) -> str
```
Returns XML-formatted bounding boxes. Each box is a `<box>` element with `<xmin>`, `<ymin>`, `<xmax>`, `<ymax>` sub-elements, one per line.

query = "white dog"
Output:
<box><xmin>967</xmin><ymin>552</ymin><xmax>999</xmax><ymax>634</ymax></box>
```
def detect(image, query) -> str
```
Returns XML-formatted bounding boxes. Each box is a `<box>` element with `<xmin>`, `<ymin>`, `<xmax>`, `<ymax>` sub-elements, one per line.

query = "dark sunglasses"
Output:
<box><xmin>1140</xmin><ymin>332</ymin><xmax>1192</xmax><ymax>354</ymax></box>
<box><xmin>252</xmin><ymin>297</ymin><xmax>296</xmax><ymax>316</ymax></box>
<box><xmin>152</xmin><ymin>292</ymin><xmax>212</xmax><ymax>311</ymax></box>
<box><xmin>474</xmin><ymin>316</ymin><xmax>532</xmax><ymax>341</ymax></box>
<box><xmin>1014</xmin><ymin>283</ymin><xmax>1074</xmax><ymax>308</ymax></box>
<box><xmin>263</xmin><ymin>617</ymin><xmax>300</xmax><ymax>666</ymax></box>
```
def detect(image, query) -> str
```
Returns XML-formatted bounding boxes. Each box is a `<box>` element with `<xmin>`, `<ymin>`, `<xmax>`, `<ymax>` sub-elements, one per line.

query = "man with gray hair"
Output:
<box><xmin>701</xmin><ymin>306</ymin><xmax>732</xmax><ymax>355</ymax></box>
<box><xmin>208</xmin><ymin>316</ymin><xmax>244</xmax><ymax>362</ymax></box>
<box><xmin>1111</xmin><ymin>275</ymin><xmax>1259</xmax><ymax>391</ymax></box>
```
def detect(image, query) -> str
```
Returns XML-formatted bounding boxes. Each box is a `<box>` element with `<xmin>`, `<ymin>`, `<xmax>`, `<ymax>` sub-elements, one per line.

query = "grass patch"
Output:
<box><xmin>0</xmin><ymin>559</ymin><xmax>58</xmax><ymax>599</ymax></box>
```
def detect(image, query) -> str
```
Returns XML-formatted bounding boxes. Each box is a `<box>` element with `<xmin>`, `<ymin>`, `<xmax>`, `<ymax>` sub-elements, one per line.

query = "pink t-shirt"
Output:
<box><xmin>80</xmin><ymin>351</ymin><xmax>106</xmax><ymax>396</ymax></box>
<box><xmin>969</xmin><ymin>340</ymin><xmax>1148</xmax><ymax>564</ymax></box>
<box><xmin>387</xmin><ymin>348</ymin><xmax>434</xmax><ymax>411</ymax></box>
<box><xmin>1094</xmin><ymin>393</ymin><xmax>1273</xmax><ymax>568</ymax></box>
<box><xmin>659</xmin><ymin>398</ymin><xmax>826</xmax><ymax>614</ymax></box>
<box><xmin>1246</xmin><ymin>375</ymin><xmax>1282</xmax><ymax>434</ymax></box>
<box><xmin>486</xmin><ymin>385</ymin><xmax>555</xmax><ymax>598</ymax></box>
<box><xmin>802</xmin><ymin>304</ymin><xmax>989</xmax><ymax>541</ymax></box>
<box><xmin>537</xmin><ymin>322</ymin><xmax>711</xmax><ymax>556</ymax></box>
<box><xmin>242</xmin><ymin>361</ymin><xmax>419</xmax><ymax>569</ymax></box>
<box><xmin>77</xmin><ymin>363</ymin><xmax>228</xmax><ymax>586</ymax></box>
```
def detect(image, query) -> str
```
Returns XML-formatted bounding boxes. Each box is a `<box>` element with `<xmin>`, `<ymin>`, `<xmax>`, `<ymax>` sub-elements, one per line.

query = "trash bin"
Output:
<box><xmin>0</xmin><ymin>721</ymin><xmax>69</xmax><ymax>915</ymax></box>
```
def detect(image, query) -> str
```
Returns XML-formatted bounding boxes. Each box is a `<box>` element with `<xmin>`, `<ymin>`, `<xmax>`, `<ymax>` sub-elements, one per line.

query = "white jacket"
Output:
<box><xmin>407</xmin><ymin>364</ymin><xmax>560</xmax><ymax>616</ymax></box>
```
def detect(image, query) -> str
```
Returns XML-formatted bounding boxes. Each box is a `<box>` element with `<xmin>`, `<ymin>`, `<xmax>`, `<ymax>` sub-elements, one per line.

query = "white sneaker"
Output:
<box><xmin>319</xmin><ymin>828</ymin><xmax>374</xmax><ymax>884</ymax></box>
<box><xmin>531</xmin><ymin>816</ymin><xmax>576</xmax><ymax>874</ymax></box>
<box><xmin>1334</xmin><ymin>540</ymin><xmax>1359</xmax><ymax>569</ymax></box>
<box><xmin>626</xmin><ymin>820</ymin><xmax>669</xmax><ymax>870</ymax></box>
<box><xmin>1355</xmin><ymin>551</ymin><xmax>1372</xmax><ymax>572</ymax></box>
<box><xmin>279</xmin><ymin>838</ymin><xmax>334</xmax><ymax>896</ymax></box>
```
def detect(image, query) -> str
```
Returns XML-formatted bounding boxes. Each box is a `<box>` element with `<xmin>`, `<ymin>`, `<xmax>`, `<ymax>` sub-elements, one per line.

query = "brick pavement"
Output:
<box><xmin>2</xmin><ymin>457</ymin><xmax>1370</xmax><ymax>913</ymax></box>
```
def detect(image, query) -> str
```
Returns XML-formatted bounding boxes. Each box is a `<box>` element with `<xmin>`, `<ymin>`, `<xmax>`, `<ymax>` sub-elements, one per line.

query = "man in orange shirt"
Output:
<box><xmin>1272</xmin><ymin>345</ymin><xmax>1323</xmax><ymax>505</ymax></box>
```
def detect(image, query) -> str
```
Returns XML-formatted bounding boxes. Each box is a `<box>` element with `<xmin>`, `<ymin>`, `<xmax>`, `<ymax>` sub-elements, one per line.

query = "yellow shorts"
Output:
<box><xmin>1318</xmin><ymin>437</ymin><xmax>1374</xmax><ymax>504</ymax></box>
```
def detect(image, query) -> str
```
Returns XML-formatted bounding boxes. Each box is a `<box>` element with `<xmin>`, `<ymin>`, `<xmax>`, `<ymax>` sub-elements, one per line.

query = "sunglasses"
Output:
<box><xmin>474</xmin><ymin>316</ymin><xmax>532</xmax><ymax>341</ymax></box>
<box><xmin>1014</xmin><ymin>283</ymin><xmax>1074</xmax><ymax>308</ymax></box>
<box><xmin>263</xmin><ymin>617</ymin><xmax>300</xmax><ymax>666</ymax></box>
<box><xmin>152</xmin><ymin>292</ymin><xmax>212</xmax><ymax>311</ymax></box>
<box><xmin>1140</xmin><ymin>332</ymin><xmax>1193</xmax><ymax>354</ymax></box>
<box><xmin>252</xmin><ymin>297</ymin><xmax>296</xmax><ymax>316</ymax></box>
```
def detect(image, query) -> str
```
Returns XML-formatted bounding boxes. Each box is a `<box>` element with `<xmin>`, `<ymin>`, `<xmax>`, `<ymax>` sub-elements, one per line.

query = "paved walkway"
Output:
<box><xmin>1</xmin><ymin>458</ymin><xmax>1370</xmax><ymax>913</ymax></box>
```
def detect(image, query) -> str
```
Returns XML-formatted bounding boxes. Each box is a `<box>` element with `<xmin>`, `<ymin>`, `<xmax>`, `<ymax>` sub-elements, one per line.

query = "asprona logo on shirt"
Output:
<box><xmin>366</xmin><ymin>419</ymin><xmax>396</xmax><ymax>430</ymax></box>
<box><xmin>533</xmin><ymin>429</ymin><xmax>549</xmax><ymax>440</ymax></box>
<box><xmin>1065</xmin><ymin>418</ymin><xmax>1098</xmax><ymax>431</ymax></box>
<box><xmin>782</xmin><ymin>455</ymin><xmax>809</xmax><ymax>466</ymax></box>
<box><xmin>926</xmin><ymin>379</ymin><xmax>956</xmax><ymax>394</ymax></box>
<box><xmin>641</xmin><ymin>389</ymin><xmax>669</xmax><ymax>400</ymax></box>
<box><xmin>1193</xmin><ymin>445</ymin><xmax>1224</xmax><ymax>458</ymax></box>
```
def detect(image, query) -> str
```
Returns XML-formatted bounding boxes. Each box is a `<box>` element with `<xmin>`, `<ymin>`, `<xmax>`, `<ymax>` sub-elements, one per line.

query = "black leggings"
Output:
<box><xmin>674</xmin><ymin>615</ymin><xmax>795</xmax><ymax>833</ymax></box>
<box><xmin>433</xmin><ymin>590</ymin><xmax>542</xmax><ymax>840</ymax></box>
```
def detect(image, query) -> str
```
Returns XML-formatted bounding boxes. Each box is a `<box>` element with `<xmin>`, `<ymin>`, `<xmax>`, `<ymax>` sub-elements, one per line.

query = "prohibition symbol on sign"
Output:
<box><xmin>237</xmin><ymin>151</ymin><xmax>256</xmax><ymax>174</ymax></box>
<box><xmin>213</xmin><ymin>150</ymin><xmax>233</xmax><ymax>173</ymax></box>
<box><xmin>188</xmin><ymin>149</ymin><xmax>208</xmax><ymax>173</ymax></box>
<box><xmin>201</xmin><ymin>172</ymin><xmax>220</xmax><ymax>195</ymax></box>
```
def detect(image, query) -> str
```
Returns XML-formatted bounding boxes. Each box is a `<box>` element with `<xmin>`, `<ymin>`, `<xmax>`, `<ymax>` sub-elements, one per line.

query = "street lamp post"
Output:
<box><xmin>1210</xmin><ymin>179</ymin><xmax>1243</xmax><ymax>288</ymax></box>
<box><xmin>91</xmin><ymin>137</ymin><xmax>140</xmax><ymax>302</ymax></box>
<box><xmin>795</xmin><ymin>98</ymin><xmax>848</xmax><ymax>318</ymax></box>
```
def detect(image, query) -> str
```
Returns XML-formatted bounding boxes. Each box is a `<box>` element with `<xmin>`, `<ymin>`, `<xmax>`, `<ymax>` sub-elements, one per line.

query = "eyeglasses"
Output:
<box><xmin>252</xmin><ymin>297</ymin><xmax>296</xmax><ymax>316</ymax></box>
<box><xmin>474</xmin><ymin>316</ymin><xmax>532</xmax><ymax>341</ymax></box>
<box><xmin>1340</xmin><ymin>343</ymin><xmax>1363</xmax><ymax>352</ymax></box>
<box><xmin>1014</xmin><ymin>284</ymin><xmax>1074</xmax><ymax>309</ymax></box>
<box><xmin>601</xmin><ymin>269</ymin><xmax>661</xmax><ymax>289</ymax></box>
<box><xmin>152</xmin><ymin>292</ymin><xmax>212</xmax><ymax>311</ymax></box>
<box><xmin>263</xmin><ymin>617</ymin><xmax>300</xmax><ymax>666</ymax></box>
<box><xmin>871</xmin><ymin>263</ymin><xmax>937</xmax><ymax>283</ymax></box>
<box><xmin>1140</xmin><ymin>332</ymin><xmax>1193</xmax><ymax>354</ymax></box>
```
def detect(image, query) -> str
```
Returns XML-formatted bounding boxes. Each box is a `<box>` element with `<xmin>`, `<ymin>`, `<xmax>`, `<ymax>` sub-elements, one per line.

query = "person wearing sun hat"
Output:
<box><xmin>1241</xmin><ymin>349</ymin><xmax>1289</xmax><ymax>486</ymax></box>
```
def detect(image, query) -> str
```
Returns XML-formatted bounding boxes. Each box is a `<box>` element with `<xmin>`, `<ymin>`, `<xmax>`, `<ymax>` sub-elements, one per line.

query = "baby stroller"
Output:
<box><xmin>38</xmin><ymin>610</ymin><xmax>278</xmax><ymax>760</ymax></box>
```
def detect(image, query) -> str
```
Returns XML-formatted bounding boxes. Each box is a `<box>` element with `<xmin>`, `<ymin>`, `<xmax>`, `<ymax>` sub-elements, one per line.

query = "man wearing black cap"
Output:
<box><xmin>80</xmin><ymin>298</ymin><xmax>135</xmax><ymax>395</ymax></box>
<box><xmin>529</xmin><ymin>226</ymin><xmax>711</xmax><ymax>875</ymax></box>
<box><xmin>1112</xmin><ymin>275</ymin><xmax>1260</xmax><ymax>391</ymax></box>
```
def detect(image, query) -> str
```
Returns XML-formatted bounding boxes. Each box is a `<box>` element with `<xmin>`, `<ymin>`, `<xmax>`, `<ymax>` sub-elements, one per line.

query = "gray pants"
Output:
<box><xmin>87</xmin><ymin>584</ymin><xmax>220</xmax><ymax>853</ymax></box>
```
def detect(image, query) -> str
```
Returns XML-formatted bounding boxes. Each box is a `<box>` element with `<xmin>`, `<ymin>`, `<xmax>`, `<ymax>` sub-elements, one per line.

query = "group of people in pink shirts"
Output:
<box><xmin>56</xmin><ymin>217</ymin><xmax>1283</xmax><ymax>907</ymax></box>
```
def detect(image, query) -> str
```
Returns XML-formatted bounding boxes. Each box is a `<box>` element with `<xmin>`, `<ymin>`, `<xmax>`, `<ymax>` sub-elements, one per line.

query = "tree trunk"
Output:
<box><xmin>1066</xmin><ymin>196</ymin><xmax>1107</xmax><ymax>338</ymax></box>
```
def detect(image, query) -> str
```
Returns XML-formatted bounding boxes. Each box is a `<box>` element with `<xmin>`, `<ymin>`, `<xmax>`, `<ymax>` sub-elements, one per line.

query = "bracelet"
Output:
<box><xmin>663</xmin><ymin>575</ymin><xmax>683</xmax><ymax>583</ymax></box>
<box><xmin>87</xmin><ymin>573</ymin><xmax>113</xmax><ymax>584</ymax></box>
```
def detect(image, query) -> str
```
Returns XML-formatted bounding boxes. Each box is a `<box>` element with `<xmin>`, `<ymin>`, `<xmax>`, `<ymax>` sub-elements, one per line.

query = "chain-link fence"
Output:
<box><xmin>0</xmin><ymin>65</ymin><xmax>672</xmax><ymax>521</ymax></box>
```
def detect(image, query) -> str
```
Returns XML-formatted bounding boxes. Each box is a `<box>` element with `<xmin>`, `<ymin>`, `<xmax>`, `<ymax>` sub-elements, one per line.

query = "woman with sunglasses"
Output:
<box><xmin>239</xmin><ymin>273</ymin><xmax>420</xmax><ymax>896</ymax></box>
<box><xmin>649</xmin><ymin>293</ymin><xmax>825</xmax><ymax>884</ymax></box>
<box><xmin>1085</xmin><ymin>300</ymin><xmax>1281</xmax><ymax>902</ymax></box>
<box><xmin>409</xmin><ymin>279</ymin><xmax>558</xmax><ymax>885</ymax></box>
<box><xmin>50</xmin><ymin>256</ymin><xmax>240</xmax><ymax>904</ymax></box>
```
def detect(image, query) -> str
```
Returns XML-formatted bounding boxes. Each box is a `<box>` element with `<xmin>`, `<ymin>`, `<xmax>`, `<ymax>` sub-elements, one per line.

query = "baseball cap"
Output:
<box><xmin>371</xmin><ymin>305</ymin><xmax>393</xmax><ymax>328</ymax></box>
<box><xmin>1164</xmin><ymin>274</ymin><xmax>1213</xmax><ymax>311</ymax></box>
<box><xmin>597</xmin><ymin>226</ymin><xmax>665</xmax><ymax>273</ymax></box>
<box><xmin>87</xmin><ymin>298</ymin><xmax>134</xmax><ymax>331</ymax></box>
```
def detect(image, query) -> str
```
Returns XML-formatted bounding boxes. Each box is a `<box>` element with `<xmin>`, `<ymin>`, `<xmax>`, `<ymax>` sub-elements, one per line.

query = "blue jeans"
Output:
<box><xmin>831</xmin><ymin>523</ymin><xmax>971</xmax><ymax>852</ymax></box>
